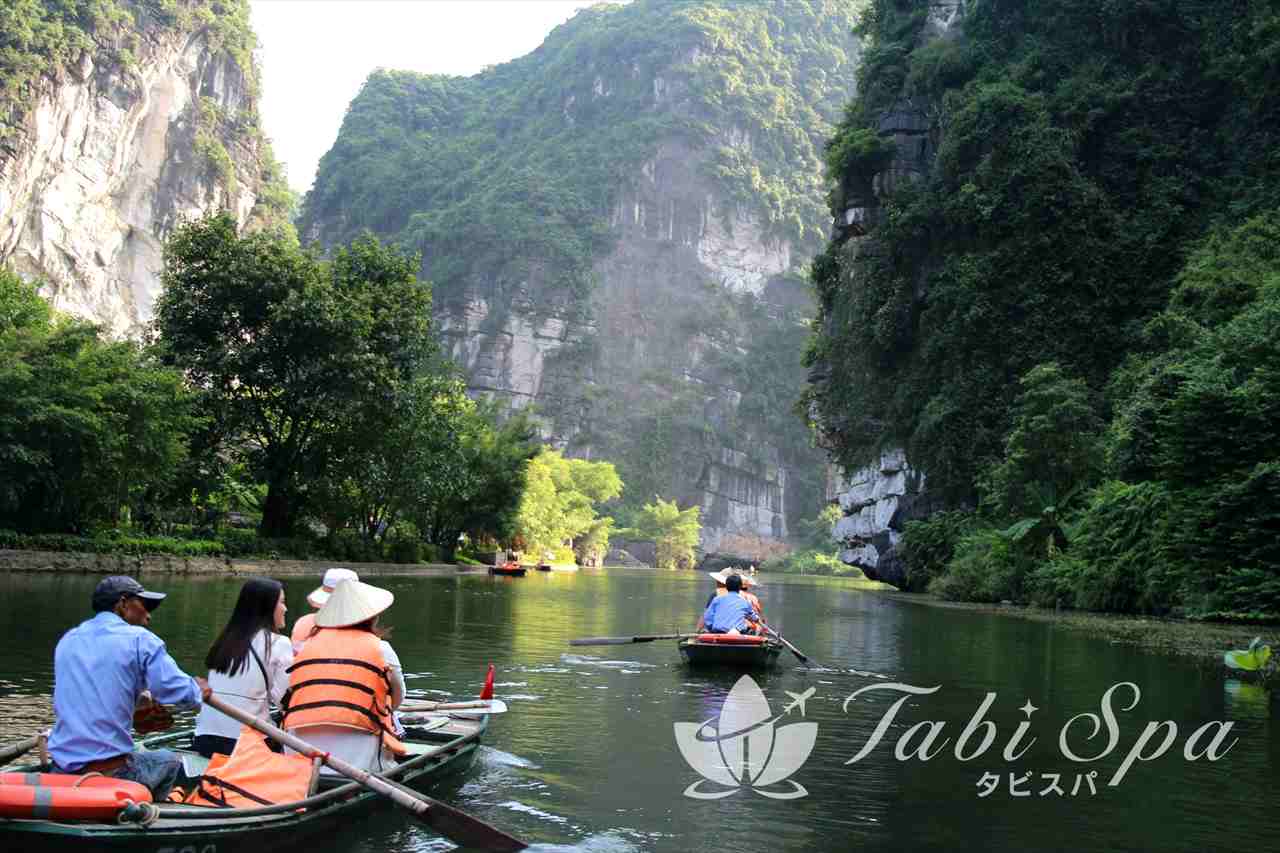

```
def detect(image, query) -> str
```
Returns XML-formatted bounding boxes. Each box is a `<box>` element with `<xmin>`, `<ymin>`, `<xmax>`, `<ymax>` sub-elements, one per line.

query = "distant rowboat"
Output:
<box><xmin>490</xmin><ymin>561</ymin><xmax>526</xmax><ymax>577</ymax></box>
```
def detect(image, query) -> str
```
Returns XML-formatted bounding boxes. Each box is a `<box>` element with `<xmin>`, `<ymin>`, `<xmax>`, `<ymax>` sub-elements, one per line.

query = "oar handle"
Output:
<box><xmin>0</xmin><ymin>734</ymin><xmax>40</xmax><ymax>764</ymax></box>
<box><xmin>400</xmin><ymin>700</ymin><xmax>492</xmax><ymax>712</ymax></box>
<box><xmin>569</xmin><ymin>634</ymin><xmax>691</xmax><ymax>646</ymax></box>
<box><xmin>204</xmin><ymin>696</ymin><xmax>419</xmax><ymax>806</ymax></box>
<box><xmin>202</xmin><ymin>695</ymin><xmax>528</xmax><ymax>851</ymax></box>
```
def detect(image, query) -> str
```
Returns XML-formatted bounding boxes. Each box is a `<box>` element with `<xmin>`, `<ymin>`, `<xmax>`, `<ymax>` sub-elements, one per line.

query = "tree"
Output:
<box><xmin>153</xmin><ymin>214</ymin><xmax>434</xmax><ymax>536</ymax></box>
<box><xmin>513</xmin><ymin>448</ymin><xmax>622</xmax><ymax>558</ymax></box>
<box><xmin>310</xmin><ymin>372</ymin><xmax>473</xmax><ymax>541</ymax></box>
<box><xmin>628</xmin><ymin>497</ymin><xmax>701</xmax><ymax>569</ymax></box>
<box><xmin>0</xmin><ymin>268</ymin><xmax>196</xmax><ymax>531</ymax></box>
<box><xmin>412</xmin><ymin>401</ymin><xmax>541</xmax><ymax>559</ymax></box>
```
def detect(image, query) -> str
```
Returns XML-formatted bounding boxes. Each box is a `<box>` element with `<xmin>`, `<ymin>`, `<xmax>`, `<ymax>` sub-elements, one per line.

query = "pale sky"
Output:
<box><xmin>249</xmin><ymin>1</ymin><xmax>599</xmax><ymax>194</ymax></box>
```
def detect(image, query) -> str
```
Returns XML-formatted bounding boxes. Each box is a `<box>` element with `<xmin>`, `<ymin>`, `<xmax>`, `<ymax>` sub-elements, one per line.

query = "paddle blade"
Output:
<box><xmin>481</xmin><ymin>663</ymin><xmax>495</xmax><ymax>700</ymax></box>
<box><xmin>415</xmin><ymin>796</ymin><xmax>528</xmax><ymax>852</ymax></box>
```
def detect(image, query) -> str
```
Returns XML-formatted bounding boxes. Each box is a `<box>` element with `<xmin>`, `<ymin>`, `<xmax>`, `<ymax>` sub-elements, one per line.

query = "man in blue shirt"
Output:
<box><xmin>49</xmin><ymin>576</ymin><xmax>210</xmax><ymax>797</ymax></box>
<box><xmin>700</xmin><ymin>574</ymin><xmax>758</xmax><ymax>634</ymax></box>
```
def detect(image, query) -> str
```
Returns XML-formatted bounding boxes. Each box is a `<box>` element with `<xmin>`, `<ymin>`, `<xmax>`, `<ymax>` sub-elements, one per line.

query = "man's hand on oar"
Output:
<box><xmin>760</xmin><ymin>623</ymin><xmax>814</xmax><ymax>665</ymax></box>
<box><xmin>203</xmin><ymin>694</ymin><xmax>528</xmax><ymax>852</ymax></box>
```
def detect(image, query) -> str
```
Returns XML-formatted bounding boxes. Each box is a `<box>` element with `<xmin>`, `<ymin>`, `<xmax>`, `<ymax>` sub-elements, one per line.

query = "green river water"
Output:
<box><xmin>0</xmin><ymin>569</ymin><xmax>1274</xmax><ymax>852</ymax></box>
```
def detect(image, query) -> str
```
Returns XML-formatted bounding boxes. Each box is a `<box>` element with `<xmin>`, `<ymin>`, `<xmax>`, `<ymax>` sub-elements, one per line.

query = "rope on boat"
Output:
<box><xmin>71</xmin><ymin>772</ymin><xmax>105</xmax><ymax>788</ymax></box>
<box><xmin>118</xmin><ymin>799</ymin><xmax>160</xmax><ymax>827</ymax></box>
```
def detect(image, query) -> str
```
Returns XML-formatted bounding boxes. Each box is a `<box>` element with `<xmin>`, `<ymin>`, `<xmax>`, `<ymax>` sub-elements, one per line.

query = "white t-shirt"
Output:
<box><xmin>286</xmin><ymin>640</ymin><xmax>404</xmax><ymax>774</ymax></box>
<box><xmin>195</xmin><ymin>630</ymin><xmax>294</xmax><ymax>740</ymax></box>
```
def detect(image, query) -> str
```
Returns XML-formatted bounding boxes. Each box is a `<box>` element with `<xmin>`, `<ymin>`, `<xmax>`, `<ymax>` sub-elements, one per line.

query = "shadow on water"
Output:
<box><xmin>0</xmin><ymin>568</ymin><xmax>1275</xmax><ymax>852</ymax></box>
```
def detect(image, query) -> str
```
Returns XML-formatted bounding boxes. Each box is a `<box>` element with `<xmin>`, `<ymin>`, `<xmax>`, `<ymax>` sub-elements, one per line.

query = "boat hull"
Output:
<box><xmin>489</xmin><ymin>566</ymin><xmax>527</xmax><ymax>577</ymax></box>
<box><xmin>0</xmin><ymin>716</ymin><xmax>485</xmax><ymax>852</ymax></box>
<box><xmin>678</xmin><ymin>638</ymin><xmax>782</xmax><ymax>668</ymax></box>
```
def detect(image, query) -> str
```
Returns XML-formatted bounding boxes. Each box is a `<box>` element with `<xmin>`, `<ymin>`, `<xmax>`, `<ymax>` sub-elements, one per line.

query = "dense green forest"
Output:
<box><xmin>807</xmin><ymin>0</ymin><xmax>1280</xmax><ymax>616</ymax></box>
<box><xmin>300</xmin><ymin>0</ymin><xmax>861</xmax><ymax>531</ymax></box>
<box><xmin>0</xmin><ymin>217</ymin><xmax>542</xmax><ymax>562</ymax></box>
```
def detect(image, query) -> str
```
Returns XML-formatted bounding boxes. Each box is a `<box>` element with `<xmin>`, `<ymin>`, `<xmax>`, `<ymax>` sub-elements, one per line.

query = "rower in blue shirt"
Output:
<box><xmin>700</xmin><ymin>574</ymin><xmax>759</xmax><ymax>634</ymax></box>
<box><xmin>48</xmin><ymin>576</ymin><xmax>210</xmax><ymax>798</ymax></box>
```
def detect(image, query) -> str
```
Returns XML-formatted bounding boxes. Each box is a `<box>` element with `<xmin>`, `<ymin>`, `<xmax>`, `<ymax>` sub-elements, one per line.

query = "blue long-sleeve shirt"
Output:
<box><xmin>702</xmin><ymin>592</ymin><xmax>756</xmax><ymax>633</ymax></box>
<box><xmin>49</xmin><ymin>611</ymin><xmax>202</xmax><ymax>770</ymax></box>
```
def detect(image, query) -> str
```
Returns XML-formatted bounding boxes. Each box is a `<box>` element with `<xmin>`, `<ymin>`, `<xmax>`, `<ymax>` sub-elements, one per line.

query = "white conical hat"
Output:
<box><xmin>315</xmin><ymin>579</ymin><xmax>394</xmax><ymax>628</ymax></box>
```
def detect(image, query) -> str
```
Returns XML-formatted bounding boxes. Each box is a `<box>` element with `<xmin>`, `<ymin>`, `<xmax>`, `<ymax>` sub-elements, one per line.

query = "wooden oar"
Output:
<box><xmin>203</xmin><ymin>695</ymin><xmax>528</xmax><ymax>852</ymax></box>
<box><xmin>400</xmin><ymin>699</ymin><xmax>509</xmax><ymax>714</ymax></box>
<box><xmin>570</xmin><ymin>633</ymin><xmax>695</xmax><ymax>646</ymax></box>
<box><xmin>760</xmin><ymin>623</ymin><xmax>812</xmax><ymax>664</ymax></box>
<box><xmin>0</xmin><ymin>734</ymin><xmax>39</xmax><ymax>765</ymax></box>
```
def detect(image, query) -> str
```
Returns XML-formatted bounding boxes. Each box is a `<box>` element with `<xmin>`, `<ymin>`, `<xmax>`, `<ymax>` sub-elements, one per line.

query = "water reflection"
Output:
<box><xmin>0</xmin><ymin>569</ymin><xmax>1275</xmax><ymax>852</ymax></box>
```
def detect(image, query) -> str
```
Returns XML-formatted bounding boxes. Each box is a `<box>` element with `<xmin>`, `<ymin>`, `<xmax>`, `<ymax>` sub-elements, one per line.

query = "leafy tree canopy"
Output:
<box><xmin>624</xmin><ymin>496</ymin><xmax>702</xmax><ymax>569</ymax></box>
<box><xmin>0</xmin><ymin>267</ymin><xmax>197</xmax><ymax>532</ymax></box>
<box><xmin>514</xmin><ymin>447</ymin><xmax>622</xmax><ymax>557</ymax></box>
<box><xmin>153</xmin><ymin>213</ymin><xmax>434</xmax><ymax>536</ymax></box>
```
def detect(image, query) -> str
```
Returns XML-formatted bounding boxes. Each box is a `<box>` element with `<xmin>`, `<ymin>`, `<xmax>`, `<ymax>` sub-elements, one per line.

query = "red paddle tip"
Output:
<box><xmin>480</xmin><ymin>663</ymin><xmax>495</xmax><ymax>700</ymax></box>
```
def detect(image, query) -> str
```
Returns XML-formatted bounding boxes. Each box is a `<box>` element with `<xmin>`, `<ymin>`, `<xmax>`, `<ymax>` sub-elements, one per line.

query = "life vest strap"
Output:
<box><xmin>287</xmin><ymin>657</ymin><xmax>388</xmax><ymax>678</ymax></box>
<box><xmin>199</xmin><ymin>776</ymin><xmax>276</xmax><ymax>807</ymax></box>
<box><xmin>288</xmin><ymin>677</ymin><xmax>377</xmax><ymax>697</ymax></box>
<box><xmin>282</xmin><ymin>700</ymin><xmax>396</xmax><ymax>737</ymax></box>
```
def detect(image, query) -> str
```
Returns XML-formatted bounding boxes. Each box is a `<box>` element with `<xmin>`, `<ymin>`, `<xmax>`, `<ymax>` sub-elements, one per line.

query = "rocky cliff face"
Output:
<box><xmin>303</xmin><ymin>0</ymin><xmax>861</xmax><ymax>557</ymax></box>
<box><xmin>0</xmin><ymin>20</ymin><xmax>274</xmax><ymax>338</ymax></box>
<box><xmin>830</xmin><ymin>450</ymin><xmax>937</xmax><ymax>588</ymax></box>
<box><xmin>821</xmin><ymin>1</ymin><xmax>969</xmax><ymax>586</ymax></box>
<box><xmin>439</xmin><ymin>136</ymin><xmax>798</xmax><ymax>551</ymax></box>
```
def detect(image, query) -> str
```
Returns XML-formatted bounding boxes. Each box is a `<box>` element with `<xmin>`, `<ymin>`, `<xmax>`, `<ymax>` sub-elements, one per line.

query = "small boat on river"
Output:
<box><xmin>490</xmin><ymin>561</ymin><xmax>527</xmax><ymax>577</ymax></box>
<box><xmin>0</xmin><ymin>714</ymin><xmax>487</xmax><ymax>853</ymax></box>
<box><xmin>678</xmin><ymin>633</ymin><xmax>783</xmax><ymax>668</ymax></box>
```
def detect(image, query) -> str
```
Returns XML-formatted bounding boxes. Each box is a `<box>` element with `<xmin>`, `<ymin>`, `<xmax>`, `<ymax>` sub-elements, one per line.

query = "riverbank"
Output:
<box><xmin>0</xmin><ymin>548</ymin><xmax>488</xmax><ymax>577</ymax></box>
<box><xmin>880</xmin><ymin>590</ymin><xmax>1279</xmax><ymax>665</ymax></box>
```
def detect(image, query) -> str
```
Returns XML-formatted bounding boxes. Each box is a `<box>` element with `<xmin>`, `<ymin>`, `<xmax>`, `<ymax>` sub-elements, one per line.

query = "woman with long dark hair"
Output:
<box><xmin>192</xmin><ymin>578</ymin><xmax>293</xmax><ymax>758</ymax></box>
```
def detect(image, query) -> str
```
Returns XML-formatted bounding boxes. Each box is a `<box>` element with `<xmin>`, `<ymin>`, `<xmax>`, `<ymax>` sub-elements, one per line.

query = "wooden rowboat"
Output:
<box><xmin>0</xmin><ymin>714</ymin><xmax>487</xmax><ymax>852</ymax></box>
<box><xmin>678</xmin><ymin>633</ymin><xmax>783</xmax><ymax>668</ymax></box>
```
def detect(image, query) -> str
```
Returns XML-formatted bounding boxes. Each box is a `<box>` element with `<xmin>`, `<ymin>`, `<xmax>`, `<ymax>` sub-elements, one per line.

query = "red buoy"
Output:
<box><xmin>0</xmin><ymin>773</ymin><xmax>151</xmax><ymax>820</ymax></box>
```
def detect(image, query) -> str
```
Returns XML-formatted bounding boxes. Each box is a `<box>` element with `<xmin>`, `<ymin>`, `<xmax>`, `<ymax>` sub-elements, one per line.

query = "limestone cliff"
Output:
<box><xmin>302</xmin><ymin>0</ymin><xmax>863</xmax><ymax>555</ymax></box>
<box><xmin>817</xmin><ymin>1</ymin><xmax>968</xmax><ymax>586</ymax></box>
<box><xmin>0</xmin><ymin>1</ymin><xmax>287</xmax><ymax>337</ymax></box>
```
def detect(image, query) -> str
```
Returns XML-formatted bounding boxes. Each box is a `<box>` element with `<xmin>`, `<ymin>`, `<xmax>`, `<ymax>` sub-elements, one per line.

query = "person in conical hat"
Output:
<box><xmin>281</xmin><ymin>579</ymin><xmax>406</xmax><ymax>774</ymax></box>
<box><xmin>290</xmin><ymin>567</ymin><xmax>358</xmax><ymax>653</ymax></box>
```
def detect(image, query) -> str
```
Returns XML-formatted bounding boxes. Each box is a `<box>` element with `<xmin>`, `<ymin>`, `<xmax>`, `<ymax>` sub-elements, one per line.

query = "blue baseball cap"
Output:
<box><xmin>91</xmin><ymin>575</ymin><xmax>167</xmax><ymax>612</ymax></box>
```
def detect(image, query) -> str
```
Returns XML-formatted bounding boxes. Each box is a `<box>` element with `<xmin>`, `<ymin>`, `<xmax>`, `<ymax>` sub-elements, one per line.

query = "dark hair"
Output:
<box><xmin>205</xmin><ymin>578</ymin><xmax>284</xmax><ymax>676</ymax></box>
<box><xmin>726</xmin><ymin>574</ymin><xmax>743</xmax><ymax>592</ymax></box>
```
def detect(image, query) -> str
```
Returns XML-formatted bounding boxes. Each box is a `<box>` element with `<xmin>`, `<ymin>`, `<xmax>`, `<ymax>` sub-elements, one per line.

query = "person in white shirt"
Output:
<box><xmin>193</xmin><ymin>578</ymin><xmax>293</xmax><ymax>758</ymax></box>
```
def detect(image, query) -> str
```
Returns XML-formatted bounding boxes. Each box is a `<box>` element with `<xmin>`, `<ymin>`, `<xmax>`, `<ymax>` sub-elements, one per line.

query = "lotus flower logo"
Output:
<box><xmin>674</xmin><ymin>676</ymin><xmax>818</xmax><ymax>800</ymax></box>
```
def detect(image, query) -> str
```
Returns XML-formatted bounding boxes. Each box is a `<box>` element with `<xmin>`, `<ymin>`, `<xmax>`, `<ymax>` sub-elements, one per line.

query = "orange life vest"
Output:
<box><xmin>744</xmin><ymin>591</ymin><xmax>763</xmax><ymax>617</ymax></box>
<box><xmin>183</xmin><ymin>725</ymin><xmax>314</xmax><ymax>808</ymax></box>
<box><xmin>280</xmin><ymin>628</ymin><xmax>406</xmax><ymax>756</ymax></box>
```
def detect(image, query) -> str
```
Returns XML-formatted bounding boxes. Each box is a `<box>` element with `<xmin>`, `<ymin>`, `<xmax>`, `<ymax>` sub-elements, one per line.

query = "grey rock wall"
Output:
<box><xmin>438</xmin><ymin>134</ymin><xmax>800</xmax><ymax>555</ymax></box>
<box><xmin>0</xmin><ymin>29</ymin><xmax>262</xmax><ymax>337</ymax></box>
<box><xmin>830</xmin><ymin>449</ymin><xmax>934</xmax><ymax>588</ymax></box>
